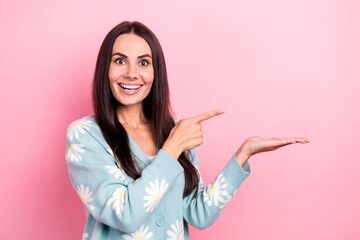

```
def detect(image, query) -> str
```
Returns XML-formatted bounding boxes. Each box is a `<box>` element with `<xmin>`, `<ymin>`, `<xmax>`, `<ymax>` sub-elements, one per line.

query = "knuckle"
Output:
<box><xmin>178</xmin><ymin>119</ymin><xmax>188</xmax><ymax>126</ymax></box>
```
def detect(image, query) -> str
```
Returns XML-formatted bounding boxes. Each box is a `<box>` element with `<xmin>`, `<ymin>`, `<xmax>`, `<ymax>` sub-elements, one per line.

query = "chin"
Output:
<box><xmin>117</xmin><ymin>97</ymin><xmax>145</xmax><ymax>107</ymax></box>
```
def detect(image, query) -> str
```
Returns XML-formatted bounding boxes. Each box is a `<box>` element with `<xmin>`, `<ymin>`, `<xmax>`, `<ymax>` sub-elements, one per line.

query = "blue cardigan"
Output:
<box><xmin>65</xmin><ymin>114</ymin><xmax>251</xmax><ymax>240</ymax></box>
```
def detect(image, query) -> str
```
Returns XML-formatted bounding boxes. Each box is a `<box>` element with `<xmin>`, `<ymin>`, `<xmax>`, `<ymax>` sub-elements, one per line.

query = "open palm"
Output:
<box><xmin>238</xmin><ymin>136</ymin><xmax>310</xmax><ymax>159</ymax></box>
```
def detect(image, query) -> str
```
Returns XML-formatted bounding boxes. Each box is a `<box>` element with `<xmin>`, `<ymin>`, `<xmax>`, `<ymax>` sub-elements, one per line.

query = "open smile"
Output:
<box><xmin>118</xmin><ymin>83</ymin><xmax>143</xmax><ymax>95</ymax></box>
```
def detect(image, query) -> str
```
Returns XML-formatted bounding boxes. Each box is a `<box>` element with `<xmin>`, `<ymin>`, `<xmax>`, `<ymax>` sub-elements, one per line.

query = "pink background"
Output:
<box><xmin>1</xmin><ymin>0</ymin><xmax>359</xmax><ymax>239</ymax></box>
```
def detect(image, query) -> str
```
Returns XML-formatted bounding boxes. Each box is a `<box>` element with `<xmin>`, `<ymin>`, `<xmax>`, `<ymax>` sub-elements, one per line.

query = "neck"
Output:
<box><xmin>116</xmin><ymin>102</ymin><xmax>149</xmax><ymax>128</ymax></box>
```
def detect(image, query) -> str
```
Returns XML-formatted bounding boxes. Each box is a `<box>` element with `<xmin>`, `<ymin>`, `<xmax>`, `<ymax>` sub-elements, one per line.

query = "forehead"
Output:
<box><xmin>112</xmin><ymin>33</ymin><xmax>151</xmax><ymax>55</ymax></box>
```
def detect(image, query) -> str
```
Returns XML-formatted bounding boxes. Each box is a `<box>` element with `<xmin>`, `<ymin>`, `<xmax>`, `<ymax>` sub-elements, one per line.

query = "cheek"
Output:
<box><xmin>108</xmin><ymin>68</ymin><xmax>119</xmax><ymax>94</ymax></box>
<box><xmin>108</xmin><ymin>65</ymin><xmax>122</xmax><ymax>82</ymax></box>
<box><xmin>142</xmin><ymin>69</ymin><xmax>154</xmax><ymax>84</ymax></box>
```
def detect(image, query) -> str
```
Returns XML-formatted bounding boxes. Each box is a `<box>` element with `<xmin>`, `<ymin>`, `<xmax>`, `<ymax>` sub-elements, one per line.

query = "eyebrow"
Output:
<box><xmin>112</xmin><ymin>52</ymin><xmax>152</xmax><ymax>58</ymax></box>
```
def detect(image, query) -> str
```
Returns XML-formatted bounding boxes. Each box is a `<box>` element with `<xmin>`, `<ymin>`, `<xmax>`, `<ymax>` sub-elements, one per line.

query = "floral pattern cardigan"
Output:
<box><xmin>65</xmin><ymin>114</ymin><xmax>251</xmax><ymax>240</ymax></box>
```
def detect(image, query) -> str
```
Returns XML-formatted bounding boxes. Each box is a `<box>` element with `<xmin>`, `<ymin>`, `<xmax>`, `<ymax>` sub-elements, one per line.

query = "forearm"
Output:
<box><xmin>183</xmin><ymin>149</ymin><xmax>252</xmax><ymax>229</ymax></box>
<box><xmin>235</xmin><ymin>147</ymin><xmax>250</xmax><ymax>168</ymax></box>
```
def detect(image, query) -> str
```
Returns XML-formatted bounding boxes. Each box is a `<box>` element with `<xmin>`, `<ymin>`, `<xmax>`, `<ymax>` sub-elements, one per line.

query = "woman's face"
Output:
<box><xmin>109</xmin><ymin>33</ymin><xmax>154</xmax><ymax>108</ymax></box>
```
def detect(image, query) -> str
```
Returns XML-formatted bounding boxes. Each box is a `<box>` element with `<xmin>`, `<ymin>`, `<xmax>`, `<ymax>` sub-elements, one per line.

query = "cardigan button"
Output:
<box><xmin>156</xmin><ymin>217</ymin><xmax>164</xmax><ymax>227</ymax></box>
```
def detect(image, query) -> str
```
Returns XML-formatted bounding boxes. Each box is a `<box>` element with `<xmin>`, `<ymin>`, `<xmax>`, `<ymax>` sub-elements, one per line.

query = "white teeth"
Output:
<box><xmin>120</xmin><ymin>84</ymin><xmax>141</xmax><ymax>90</ymax></box>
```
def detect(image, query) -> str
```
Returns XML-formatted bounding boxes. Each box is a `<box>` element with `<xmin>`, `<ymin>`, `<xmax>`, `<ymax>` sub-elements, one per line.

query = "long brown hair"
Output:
<box><xmin>92</xmin><ymin>21</ymin><xmax>199</xmax><ymax>197</ymax></box>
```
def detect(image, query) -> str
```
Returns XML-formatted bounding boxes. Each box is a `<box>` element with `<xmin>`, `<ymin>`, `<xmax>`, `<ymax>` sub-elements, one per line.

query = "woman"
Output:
<box><xmin>65</xmin><ymin>21</ymin><xmax>309</xmax><ymax>240</ymax></box>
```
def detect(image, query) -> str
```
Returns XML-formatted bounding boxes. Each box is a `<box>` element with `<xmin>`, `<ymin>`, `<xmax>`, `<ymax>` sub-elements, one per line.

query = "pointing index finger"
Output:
<box><xmin>193</xmin><ymin>109</ymin><xmax>225</xmax><ymax>123</ymax></box>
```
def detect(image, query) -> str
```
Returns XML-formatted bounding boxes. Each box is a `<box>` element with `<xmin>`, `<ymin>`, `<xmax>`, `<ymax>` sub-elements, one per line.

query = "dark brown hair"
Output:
<box><xmin>92</xmin><ymin>21</ymin><xmax>199</xmax><ymax>197</ymax></box>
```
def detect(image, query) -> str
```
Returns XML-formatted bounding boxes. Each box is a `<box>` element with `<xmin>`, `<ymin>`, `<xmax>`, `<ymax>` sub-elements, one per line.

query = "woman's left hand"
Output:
<box><xmin>235</xmin><ymin>136</ymin><xmax>310</xmax><ymax>167</ymax></box>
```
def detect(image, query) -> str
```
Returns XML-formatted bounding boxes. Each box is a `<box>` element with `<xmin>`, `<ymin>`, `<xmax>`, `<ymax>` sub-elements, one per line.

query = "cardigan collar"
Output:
<box><xmin>87</xmin><ymin>114</ymin><xmax>158</xmax><ymax>166</ymax></box>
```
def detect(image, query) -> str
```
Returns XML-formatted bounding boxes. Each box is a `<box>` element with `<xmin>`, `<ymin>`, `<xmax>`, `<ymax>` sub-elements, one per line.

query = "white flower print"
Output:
<box><xmin>203</xmin><ymin>174</ymin><xmax>228</xmax><ymax>207</ymax></box>
<box><xmin>77</xmin><ymin>185</ymin><xmax>95</xmax><ymax>211</ymax></box>
<box><xmin>104</xmin><ymin>165</ymin><xmax>128</xmax><ymax>184</ymax></box>
<box><xmin>66</xmin><ymin>143</ymin><xmax>85</xmax><ymax>162</ymax></box>
<box><xmin>143</xmin><ymin>179</ymin><xmax>169</xmax><ymax>213</ymax></box>
<box><xmin>122</xmin><ymin>224</ymin><xmax>153</xmax><ymax>240</ymax></box>
<box><xmin>219</xmin><ymin>194</ymin><xmax>232</xmax><ymax>210</ymax></box>
<box><xmin>67</xmin><ymin>119</ymin><xmax>92</xmax><ymax>141</ymax></box>
<box><xmin>106</xmin><ymin>186</ymin><xmax>127</xmax><ymax>214</ymax></box>
<box><xmin>82</xmin><ymin>232</ymin><xmax>89</xmax><ymax>240</ymax></box>
<box><xmin>220</xmin><ymin>189</ymin><xmax>237</xmax><ymax>211</ymax></box>
<box><xmin>167</xmin><ymin>220</ymin><xmax>184</xmax><ymax>240</ymax></box>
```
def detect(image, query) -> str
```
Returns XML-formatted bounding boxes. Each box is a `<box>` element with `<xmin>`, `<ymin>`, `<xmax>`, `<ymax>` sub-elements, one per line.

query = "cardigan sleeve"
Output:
<box><xmin>65</xmin><ymin>120</ymin><xmax>184</xmax><ymax>233</ymax></box>
<box><xmin>182</xmin><ymin>148</ymin><xmax>251</xmax><ymax>229</ymax></box>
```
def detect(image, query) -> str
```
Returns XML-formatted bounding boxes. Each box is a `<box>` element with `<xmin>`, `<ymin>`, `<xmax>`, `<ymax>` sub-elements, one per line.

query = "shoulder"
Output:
<box><xmin>67</xmin><ymin>114</ymin><xmax>96</xmax><ymax>129</ymax></box>
<box><xmin>66</xmin><ymin>114</ymin><xmax>96</xmax><ymax>137</ymax></box>
<box><xmin>65</xmin><ymin>115</ymin><xmax>116</xmax><ymax>166</ymax></box>
<box><xmin>66</xmin><ymin>114</ymin><xmax>109</xmax><ymax>148</ymax></box>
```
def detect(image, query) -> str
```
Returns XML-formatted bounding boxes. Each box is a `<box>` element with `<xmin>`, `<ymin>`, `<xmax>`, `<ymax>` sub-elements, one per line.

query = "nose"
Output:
<box><xmin>124</xmin><ymin>64</ymin><xmax>138</xmax><ymax>80</ymax></box>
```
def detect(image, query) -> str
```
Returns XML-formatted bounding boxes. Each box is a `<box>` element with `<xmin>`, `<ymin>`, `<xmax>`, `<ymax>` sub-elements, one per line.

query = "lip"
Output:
<box><xmin>117</xmin><ymin>83</ymin><xmax>143</xmax><ymax>95</ymax></box>
<box><xmin>118</xmin><ymin>82</ymin><xmax>144</xmax><ymax>86</ymax></box>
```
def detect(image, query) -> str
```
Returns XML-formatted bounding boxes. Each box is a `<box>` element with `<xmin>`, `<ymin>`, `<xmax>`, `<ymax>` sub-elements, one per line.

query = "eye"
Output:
<box><xmin>114</xmin><ymin>58</ymin><xmax>126</xmax><ymax>64</ymax></box>
<box><xmin>139</xmin><ymin>60</ymin><xmax>149</xmax><ymax>66</ymax></box>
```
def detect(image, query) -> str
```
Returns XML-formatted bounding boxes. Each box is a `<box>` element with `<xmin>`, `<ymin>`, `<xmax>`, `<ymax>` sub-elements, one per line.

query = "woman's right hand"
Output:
<box><xmin>162</xmin><ymin>109</ymin><xmax>225</xmax><ymax>160</ymax></box>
